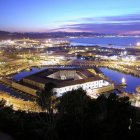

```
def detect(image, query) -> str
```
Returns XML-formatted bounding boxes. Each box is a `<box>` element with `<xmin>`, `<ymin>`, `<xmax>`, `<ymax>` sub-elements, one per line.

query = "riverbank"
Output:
<box><xmin>0</xmin><ymin>91</ymin><xmax>41</xmax><ymax>112</ymax></box>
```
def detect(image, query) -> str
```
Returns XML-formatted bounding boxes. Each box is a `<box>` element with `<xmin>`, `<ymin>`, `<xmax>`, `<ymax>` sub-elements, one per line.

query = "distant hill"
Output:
<box><xmin>0</xmin><ymin>31</ymin><xmax>13</xmax><ymax>40</ymax></box>
<box><xmin>0</xmin><ymin>31</ymin><xmax>10</xmax><ymax>34</ymax></box>
<box><xmin>0</xmin><ymin>30</ymin><xmax>139</xmax><ymax>40</ymax></box>
<box><xmin>0</xmin><ymin>31</ymin><xmax>107</xmax><ymax>40</ymax></box>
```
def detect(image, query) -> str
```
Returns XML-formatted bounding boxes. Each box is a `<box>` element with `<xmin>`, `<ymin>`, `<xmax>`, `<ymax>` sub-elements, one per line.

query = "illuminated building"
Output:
<box><xmin>45</xmin><ymin>39</ymin><xmax>70</xmax><ymax>47</ymax></box>
<box><xmin>19</xmin><ymin>68</ymin><xmax>114</xmax><ymax>98</ymax></box>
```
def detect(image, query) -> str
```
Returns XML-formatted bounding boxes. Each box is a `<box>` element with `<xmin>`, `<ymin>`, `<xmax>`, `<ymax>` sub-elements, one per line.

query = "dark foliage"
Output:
<box><xmin>0</xmin><ymin>90</ymin><xmax>139</xmax><ymax>140</ymax></box>
<box><xmin>36</xmin><ymin>82</ymin><xmax>56</xmax><ymax>111</ymax></box>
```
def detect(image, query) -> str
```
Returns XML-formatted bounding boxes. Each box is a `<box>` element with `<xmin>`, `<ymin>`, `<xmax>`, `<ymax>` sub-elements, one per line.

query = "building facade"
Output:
<box><xmin>21</xmin><ymin>68</ymin><xmax>114</xmax><ymax>98</ymax></box>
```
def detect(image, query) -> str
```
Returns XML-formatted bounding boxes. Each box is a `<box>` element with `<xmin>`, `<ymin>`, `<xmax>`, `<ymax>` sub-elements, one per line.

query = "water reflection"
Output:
<box><xmin>100</xmin><ymin>68</ymin><xmax>140</xmax><ymax>93</ymax></box>
<box><xmin>1</xmin><ymin>67</ymin><xmax>140</xmax><ymax>99</ymax></box>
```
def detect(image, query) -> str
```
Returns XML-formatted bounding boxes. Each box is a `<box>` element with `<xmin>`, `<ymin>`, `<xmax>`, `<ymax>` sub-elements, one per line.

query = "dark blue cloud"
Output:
<box><xmin>56</xmin><ymin>14</ymin><xmax>140</xmax><ymax>34</ymax></box>
<box><xmin>80</xmin><ymin>14</ymin><xmax>140</xmax><ymax>22</ymax></box>
<box><xmin>63</xmin><ymin>22</ymin><xmax>140</xmax><ymax>33</ymax></box>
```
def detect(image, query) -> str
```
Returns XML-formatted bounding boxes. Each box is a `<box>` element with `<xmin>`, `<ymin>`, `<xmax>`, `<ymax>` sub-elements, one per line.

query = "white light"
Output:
<box><xmin>130</xmin><ymin>56</ymin><xmax>136</xmax><ymax>61</ymax></box>
<box><xmin>122</xmin><ymin>77</ymin><xmax>126</xmax><ymax>84</ymax></box>
<box><xmin>136</xmin><ymin>42</ymin><xmax>140</xmax><ymax>46</ymax></box>
<box><xmin>124</xmin><ymin>51</ymin><xmax>127</xmax><ymax>55</ymax></box>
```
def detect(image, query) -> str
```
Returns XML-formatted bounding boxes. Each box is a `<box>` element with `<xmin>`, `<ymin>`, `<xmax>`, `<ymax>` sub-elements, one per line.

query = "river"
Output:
<box><xmin>69</xmin><ymin>37</ymin><xmax>140</xmax><ymax>48</ymax></box>
<box><xmin>100</xmin><ymin>68</ymin><xmax>140</xmax><ymax>93</ymax></box>
<box><xmin>0</xmin><ymin>83</ymin><xmax>32</xmax><ymax>101</ymax></box>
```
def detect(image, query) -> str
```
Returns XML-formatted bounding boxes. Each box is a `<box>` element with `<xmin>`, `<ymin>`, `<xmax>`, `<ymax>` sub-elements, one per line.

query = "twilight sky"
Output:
<box><xmin>0</xmin><ymin>0</ymin><xmax>140</xmax><ymax>34</ymax></box>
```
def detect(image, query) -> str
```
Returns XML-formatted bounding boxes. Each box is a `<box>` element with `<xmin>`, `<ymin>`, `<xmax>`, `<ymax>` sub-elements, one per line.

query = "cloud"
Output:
<box><xmin>55</xmin><ymin>14</ymin><xmax>140</xmax><ymax>34</ymax></box>
<box><xmin>80</xmin><ymin>14</ymin><xmax>140</xmax><ymax>23</ymax></box>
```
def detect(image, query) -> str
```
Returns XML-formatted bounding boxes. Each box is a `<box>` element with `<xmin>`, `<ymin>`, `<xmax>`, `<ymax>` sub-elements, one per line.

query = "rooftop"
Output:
<box><xmin>23</xmin><ymin>68</ymin><xmax>103</xmax><ymax>88</ymax></box>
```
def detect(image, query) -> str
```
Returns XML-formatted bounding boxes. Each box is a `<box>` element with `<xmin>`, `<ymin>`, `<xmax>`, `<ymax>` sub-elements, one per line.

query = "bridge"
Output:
<box><xmin>34</xmin><ymin>64</ymin><xmax>98</xmax><ymax>69</ymax></box>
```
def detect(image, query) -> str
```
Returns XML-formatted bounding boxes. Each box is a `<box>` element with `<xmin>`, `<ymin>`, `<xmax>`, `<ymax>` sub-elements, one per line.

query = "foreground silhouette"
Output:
<box><xmin>0</xmin><ymin>88</ymin><xmax>139</xmax><ymax>140</ymax></box>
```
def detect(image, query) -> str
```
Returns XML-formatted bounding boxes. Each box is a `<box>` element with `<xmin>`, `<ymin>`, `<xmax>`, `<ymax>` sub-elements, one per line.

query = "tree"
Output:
<box><xmin>57</xmin><ymin>88</ymin><xmax>90</xmax><ymax>118</ymax></box>
<box><xmin>106</xmin><ymin>93</ymin><xmax>131</xmax><ymax>139</ymax></box>
<box><xmin>36</xmin><ymin>82</ymin><xmax>59</xmax><ymax>140</ymax></box>
<box><xmin>56</xmin><ymin>88</ymin><xmax>93</xmax><ymax>140</ymax></box>
<box><xmin>37</xmin><ymin>82</ymin><xmax>56</xmax><ymax>113</ymax></box>
<box><xmin>0</xmin><ymin>99</ymin><xmax>6</xmax><ymax>108</ymax></box>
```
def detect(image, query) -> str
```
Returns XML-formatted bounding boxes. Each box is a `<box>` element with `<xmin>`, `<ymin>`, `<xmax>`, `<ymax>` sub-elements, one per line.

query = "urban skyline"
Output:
<box><xmin>1</xmin><ymin>1</ymin><xmax>140</xmax><ymax>139</ymax></box>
